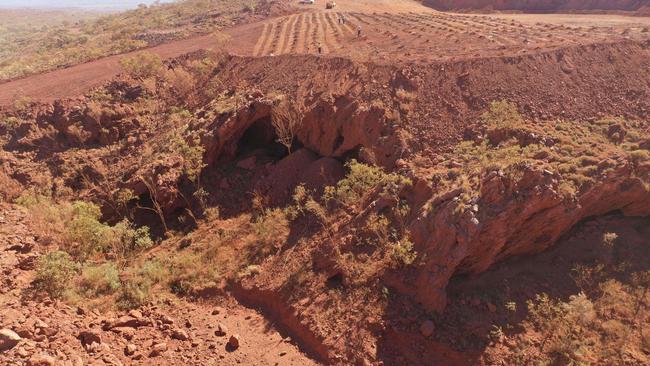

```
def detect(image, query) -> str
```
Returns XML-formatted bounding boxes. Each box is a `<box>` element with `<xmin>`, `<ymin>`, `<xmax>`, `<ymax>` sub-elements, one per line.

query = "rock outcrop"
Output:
<box><xmin>407</xmin><ymin>161</ymin><xmax>650</xmax><ymax>311</ymax></box>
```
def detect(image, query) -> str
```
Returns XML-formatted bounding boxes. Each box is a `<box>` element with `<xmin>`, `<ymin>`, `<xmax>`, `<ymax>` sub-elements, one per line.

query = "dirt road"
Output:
<box><xmin>0</xmin><ymin>34</ymin><xmax>222</xmax><ymax>106</ymax></box>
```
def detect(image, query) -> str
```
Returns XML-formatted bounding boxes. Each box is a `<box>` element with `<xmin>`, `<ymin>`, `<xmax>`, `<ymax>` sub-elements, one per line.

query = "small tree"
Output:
<box><xmin>271</xmin><ymin>99</ymin><xmax>304</xmax><ymax>154</ymax></box>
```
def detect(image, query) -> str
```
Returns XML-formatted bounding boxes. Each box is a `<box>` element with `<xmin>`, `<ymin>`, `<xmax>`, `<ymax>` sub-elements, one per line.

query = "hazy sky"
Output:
<box><xmin>0</xmin><ymin>0</ymin><xmax>175</xmax><ymax>10</ymax></box>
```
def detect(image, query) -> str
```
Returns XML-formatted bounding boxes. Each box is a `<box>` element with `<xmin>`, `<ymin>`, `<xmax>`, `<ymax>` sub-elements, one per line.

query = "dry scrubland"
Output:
<box><xmin>0</xmin><ymin>0</ymin><xmax>270</xmax><ymax>81</ymax></box>
<box><xmin>0</xmin><ymin>0</ymin><xmax>649</xmax><ymax>365</ymax></box>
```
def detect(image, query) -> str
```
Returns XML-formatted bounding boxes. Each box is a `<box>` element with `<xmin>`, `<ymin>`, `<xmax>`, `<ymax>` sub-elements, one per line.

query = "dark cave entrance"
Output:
<box><xmin>235</xmin><ymin>117</ymin><xmax>288</xmax><ymax>159</ymax></box>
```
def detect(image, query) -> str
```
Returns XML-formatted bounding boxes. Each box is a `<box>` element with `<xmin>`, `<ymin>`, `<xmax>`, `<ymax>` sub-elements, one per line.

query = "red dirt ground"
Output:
<box><xmin>1</xmin><ymin>0</ymin><xmax>649</xmax><ymax>105</ymax></box>
<box><xmin>0</xmin><ymin>203</ymin><xmax>319</xmax><ymax>366</ymax></box>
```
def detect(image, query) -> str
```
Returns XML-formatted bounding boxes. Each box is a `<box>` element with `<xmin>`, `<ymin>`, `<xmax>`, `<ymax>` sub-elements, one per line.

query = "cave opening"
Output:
<box><xmin>236</xmin><ymin>117</ymin><xmax>289</xmax><ymax>160</ymax></box>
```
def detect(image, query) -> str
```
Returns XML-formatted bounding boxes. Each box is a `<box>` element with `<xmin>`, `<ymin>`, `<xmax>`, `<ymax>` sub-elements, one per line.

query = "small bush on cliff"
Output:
<box><xmin>287</xmin><ymin>184</ymin><xmax>327</xmax><ymax>224</ymax></box>
<box><xmin>391</xmin><ymin>238</ymin><xmax>417</xmax><ymax>267</ymax></box>
<box><xmin>34</xmin><ymin>251</ymin><xmax>81</xmax><ymax>298</ymax></box>
<box><xmin>1</xmin><ymin>116</ymin><xmax>21</xmax><ymax>131</ymax></box>
<box><xmin>324</xmin><ymin>160</ymin><xmax>411</xmax><ymax>207</ymax></box>
<box><xmin>120</xmin><ymin>52</ymin><xmax>163</xmax><ymax>79</ymax></box>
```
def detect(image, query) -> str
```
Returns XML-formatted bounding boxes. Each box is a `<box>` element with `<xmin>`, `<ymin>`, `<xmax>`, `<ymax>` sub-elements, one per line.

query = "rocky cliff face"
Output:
<box><xmin>408</xmin><ymin>160</ymin><xmax>650</xmax><ymax>311</ymax></box>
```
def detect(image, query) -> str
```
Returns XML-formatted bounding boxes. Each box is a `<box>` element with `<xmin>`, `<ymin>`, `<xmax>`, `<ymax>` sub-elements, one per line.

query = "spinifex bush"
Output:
<box><xmin>482</xmin><ymin>100</ymin><xmax>523</xmax><ymax>130</ymax></box>
<box><xmin>34</xmin><ymin>251</ymin><xmax>81</xmax><ymax>298</ymax></box>
<box><xmin>16</xmin><ymin>193</ymin><xmax>153</xmax><ymax>261</ymax></box>
<box><xmin>78</xmin><ymin>262</ymin><xmax>121</xmax><ymax>297</ymax></box>
<box><xmin>65</xmin><ymin>201</ymin><xmax>153</xmax><ymax>260</ymax></box>
<box><xmin>323</xmin><ymin>159</ymin><xmax>411</xmax><ymax>207</ymax></box>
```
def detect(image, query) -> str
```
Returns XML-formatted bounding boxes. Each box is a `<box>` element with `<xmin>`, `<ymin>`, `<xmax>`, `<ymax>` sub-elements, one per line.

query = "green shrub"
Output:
<box><xmin>120</xmin><ymin>52</ymin><xmax>163</xmax><ymax>79</ymax></box>
<box><xmin>117</xmin><ymin>277</ymin><xmax>152</xmax><ymax>310</ymax></box>
<box><xmin>482</xmin><ymin>100</ymin><xmax>523</xmax><ymax>130</ymax></box>
<box><xmin>116</xmin><ymin>259</ymin><xmax>168</xmax><ymax>309</ymax></box>
<box><xmin>34</xmin><ymin>251</ymin><xmax>80</xmax><ymax>298</ymax></box>
<box><xmin>169</xmin><ymin>252</ymin><xmax>219</xmax><ymax>295</ymax></box>
<box><xmin>391</xmin><ymin>239</ymin><xmax>417</xmax><ymax>267</ymax></box>
<box><xmin>64</xmin><ymin>201</ymin><xmax>152</xmax><ymax>260</ymax></box>
<box><xmin>78</xmin><ymin>263</ymin><xmax>120</xmax><ymax>297</ymax></box>
<box><xmin>17</xmin><ymin>197</ymin><xmax>153</xmax><ymax>261</ymax></box>
<box><xmin>324</xmin><ymin>160</ymin><xmax>411</xmax><ymax>206</ymax></box>
<box><xmin>252</xmin><ymin>208</ymin><xmax>289</xmax><ymax>248</ymax></box>
<box><xmin>109</xmin><ymin>220</ymin><xmax>154</xmax><ymax>258</ymax></box>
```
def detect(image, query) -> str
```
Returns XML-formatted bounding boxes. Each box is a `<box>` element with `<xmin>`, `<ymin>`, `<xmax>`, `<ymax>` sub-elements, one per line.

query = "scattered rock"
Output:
<box><xmin>419</xmin><ymin>320</ymin><xmax>435</xmax><ymax>337</ymax></box>
<box><xmin>214</xmin><ymin>323</ymin><xmax>228</xmax><ymax>337</ymax></box>
<box><xmin>172</xmin><ymin>329</ymin><xmax>189</xmax><ymax>341</ymax></box>
<box><xmin>111</xmin><ymin>326</ymin><xmax>135</xmax><ymax>340</ymax></box>
<box><xmin>150</xmin><ymin>342</ymin><xmax>168</xmax><ymax>357</ymax></box>
<box><xmin>227</xmin><ymin>334</ymin><xmax>240</xmax><ymax>350</ymax></box>
<box><xmin>125</xmin><ymin>343</ymin><xmax>138</xmax><ymax>356</ymax></box>
<box><xmin>27</xmin><ymin>354</ymin><xmax>56</xmax><ymax>366</ymax></box>
<box><xmin>105</xmin><ymin>315</ymin><xmax>151</xmax><ymax>329</ymax></box>
<box><xmin>78</xmin><ymin>329</ymin><xmax>102</xmax><ymax>348</ymax></box>
<box><xmin>128</xmin><ymin>309</ymin><xmax>144</xmax><ymax>319</ymax></box>
<box><xmin>0</xmin><ymin>328</ymin><xmax>21</xmax><ymax>351</ymax></box>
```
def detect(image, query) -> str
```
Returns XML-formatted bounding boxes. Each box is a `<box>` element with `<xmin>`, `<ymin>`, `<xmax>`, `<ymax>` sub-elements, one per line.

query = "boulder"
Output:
<box><xmin>26</xmin><ymin>354</ymin><xmax>56</xmax><ymax>366</ymax></box>
<box><xmin>171</xmin><ymin>329</ymin><xmax>189</xmax><ymax>341</ymax></box>
<box><xmin>0</xmin><ymin>328</ymin><xmax>21</xmax><ymax>351</ymax></box>
<box><xmin>125</xmin><ymin>344</ymin><xmax>138</xmax><ymax>356</ymax></box>
<box><xmin>419</xmin><ymin>320</ymin><xmax>435</xmax><ymax>337</ymax></box>
<box><xmin>150</xmin><ymin>342</ymin><xmax>168</xmax><ymax>357</ymax></box>
<box><xmin>78</xmin><ymin>329</ymin><xmax>102</xmax><ymax>348</ymax></box>
<box><xmin>214</xmin><ymin>323</ymin><xmax>228</xmax><ymax>337</ymax></box>
<box><xmin>227</xmin><ymin>334</ymin><xmax>240</xmax><ymax>350</ymax></box>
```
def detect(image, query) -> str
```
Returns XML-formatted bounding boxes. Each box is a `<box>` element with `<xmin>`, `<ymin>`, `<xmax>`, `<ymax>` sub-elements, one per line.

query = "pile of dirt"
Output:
<box><xmin>423</xmin><ymin>0</ymin><xmax>650</xmax><ymax>13</ymax></box>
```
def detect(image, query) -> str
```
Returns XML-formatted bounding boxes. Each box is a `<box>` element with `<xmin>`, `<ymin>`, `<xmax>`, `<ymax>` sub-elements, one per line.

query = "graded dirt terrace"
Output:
<box><xmin>0</xmin><ymin>0</ymin><xmax>649</xmax><ymax>105</ymax></box>
<box><xmin>234</xmin><ymin>10</ymin><xmax>650</xmax><ymax>63</ymax></box>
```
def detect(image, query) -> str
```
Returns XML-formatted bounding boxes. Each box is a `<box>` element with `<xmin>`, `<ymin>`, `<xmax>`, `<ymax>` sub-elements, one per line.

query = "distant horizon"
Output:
<box><xmin>0</xmin><ymin>0</ymin><xmax>176</xmax><ymax>11</ymax></box>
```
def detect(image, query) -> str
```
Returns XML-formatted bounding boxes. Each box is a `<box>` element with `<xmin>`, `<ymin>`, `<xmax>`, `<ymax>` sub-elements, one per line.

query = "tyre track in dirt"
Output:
<box><xmin>258</xmin><ymin>20</ymin><xmax>278</xmax><ymax>56</ymax></box>
<box><xmin>252</xmin><ymin>21</ymin><xmax>271</xmax><ymax>56</ymax></box>
<box><xmin>0</xmin><ymin>33</ymin><xmax>221</xmax><ymax>106</ymax></box>
<box><xmin>275</xmin><ymin>16</ymin><xmax>293</xmax><ymax>55</ymax></box>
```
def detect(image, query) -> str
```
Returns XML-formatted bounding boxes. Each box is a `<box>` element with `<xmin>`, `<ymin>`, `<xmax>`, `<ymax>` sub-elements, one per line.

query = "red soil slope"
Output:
<box><xmin>424</xmin><ymin>0</ymin><xmax>650</xmax><ymax>12</ymax></box>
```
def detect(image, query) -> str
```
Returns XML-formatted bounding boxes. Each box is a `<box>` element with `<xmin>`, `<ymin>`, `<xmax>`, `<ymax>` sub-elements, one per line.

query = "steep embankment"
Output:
<box><xmin>423</xmin><ymin>0</ymin><xmax>650</xmax><ymax>12</ymax></box>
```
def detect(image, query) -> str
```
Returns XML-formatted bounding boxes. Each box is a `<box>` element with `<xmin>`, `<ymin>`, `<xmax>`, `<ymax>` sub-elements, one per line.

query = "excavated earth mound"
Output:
<box><xmin>424</xmin><ymin>0</ymin><xmax>650</xmax><ymax>13</ymax></box>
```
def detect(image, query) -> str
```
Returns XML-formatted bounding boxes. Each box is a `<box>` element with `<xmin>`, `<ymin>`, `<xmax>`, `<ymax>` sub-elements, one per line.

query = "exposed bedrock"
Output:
<box><xmin>406</xmin><ymin>161</ymin><xmax>650</xmax><ymax>311</ymax></box>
